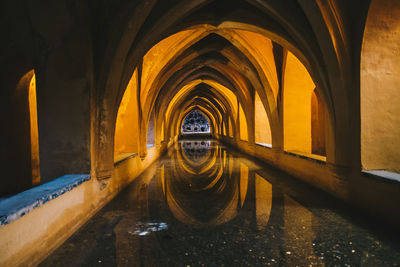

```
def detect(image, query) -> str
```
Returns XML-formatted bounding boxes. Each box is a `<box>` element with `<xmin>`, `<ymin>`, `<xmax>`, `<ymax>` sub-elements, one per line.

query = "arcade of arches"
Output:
<box><xmin>1</xmin><ymin>0</ymin><xmax>400</xmax><ymax>266</ymax></box>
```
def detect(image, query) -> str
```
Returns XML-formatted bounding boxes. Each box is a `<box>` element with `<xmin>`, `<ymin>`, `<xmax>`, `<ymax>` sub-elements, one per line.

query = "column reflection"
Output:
<box><xmin>40</xmin><ymin>140</ymin><xmax>400</xmax><ymax>267</ymax></box>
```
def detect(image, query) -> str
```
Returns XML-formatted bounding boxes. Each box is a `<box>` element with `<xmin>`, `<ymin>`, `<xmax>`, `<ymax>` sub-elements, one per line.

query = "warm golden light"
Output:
<box><xmin>160</xmin><ymin>121</ymin><xmax>165</xmax><ymax>142</ymax></box>
<box><xmin>228</xmin><ymin>118</ymin><xmax>233</xmax><ymax>137</ymax></box>
<box><xmin>223</xmin><ymin>121</ymin><xmax>227</xmax><ymax>136</ymax></box>
<box><xmin>232</xmin><ymin>29</ymin><xmax>279</xmax><ymax>99</ymax></box>
<box><xmin>255</xmin><ymin>90</ymin><xmax>272</xmax><ymax>145</ymax></box>
<box><xmin>240</xmin><ymin>163</ymin><xmax>248</xmax><ymax>207</ymax></box>
<box><xmin>283</xmin><ymin>52</ymin><xmax>315</xmax><ymax>154</ymax></box>
<box><xmin>29</xmin><ymin>73</ymin><xmax>40</xmax><ymax>185</ymax></box>
<box><xmin>115</xmin><ymin>68</ymin><xmax>139</xmax><ymax>157</ymax></box>
<box><xmin>255</xmin><ymin>174</ymin><xmax>272</xmax><ymax>230</ymax></box>
<box><xmin>311</xmin><ymin>90</ymin><xmax>326</xmax><ymax>156</ymax></box>
<box><xmin>239</xmin><ymin>104</ymin><xmax>248</xmax><ymax>141</ymax></box>
<box><xmin>4</xmin><ymin>4</ymin><xmax>400</xmax><ymax>267</ymax></box>
<box><xmin>141</xmin><ymin>29</ymin><xmax>207</xmax><ymax>111</ymax></box>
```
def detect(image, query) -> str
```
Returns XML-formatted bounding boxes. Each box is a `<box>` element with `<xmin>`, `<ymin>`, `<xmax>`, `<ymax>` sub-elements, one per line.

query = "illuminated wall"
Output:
<box><xmin>5</xmin><ymin>4</ymin><xmax>400</xmax><ymax>266</ymax></box>
<box><xmin>229</xmin><ymin>119</ymin><xmax>233</xmax><ymax>138</ymax></box>
<box><xmin>223</xmin><ymin>121</ymin><xmax>227</xmax><ymax>136</ymax></box>
<box><xmin>361</xmin><ymin>0</ymin><xmax>400</xmax><ymax>173</ymax></box>
<box><xmin>283</xmin><ymin>52</ymin><xmax>315</xmax><ymax>154</ymax></box>
<box><xmin>239</xmin><ymin>104</ymin><xmax>248</xmax><ymax>141</ymax></box>
<box><xmin>160</xmin><ymin>121</ymin><xmax>165</xmax><ymax>142</ymax></box>
<box><xmin>29</xmin><ymin>74</ymin><xmax>40</xmax><ymax>185</ymax></box>
<box><xmin>311</xmin><ymin>90</ymin><xmax>326</xmax><ymax>156</ymax></box>
<box><xmin>233</xmin><ymin>30</ymin><xmax>279</xmax><ymax>100</ymax></box>
<box><xmin>147</xmin><ymin>108</ymin><xmax>155</xmax><ymax>146</ymax></box>
<box><xmin>140</xmin><ymin>29</ymin><xmax>206</xmax><ymax>113</ymax></box>
<box><xmin>114</xmin><ymin>69</ymin><xmax>139</xmax><ymax>156</ymax></box>
<box><xmin>254</xmin><ymin>91</ymin><xmax>272</xmax><ymax>146</ymax></box>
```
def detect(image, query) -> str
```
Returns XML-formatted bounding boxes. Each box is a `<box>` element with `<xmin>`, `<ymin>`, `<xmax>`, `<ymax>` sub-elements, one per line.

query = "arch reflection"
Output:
<box><xmin>41</xmin><ymin>142</ymin><xmax>400</xmax><ymax>267</ymax></box>
<box><xmin>148</xmin><ymin>141</ymin><xmax>273</xmax><ymax>229</ymax></box>
<box><xmin>181</xmin><ymin>140</ymin><xmax>211</xmax><ymax>164</ymax></box>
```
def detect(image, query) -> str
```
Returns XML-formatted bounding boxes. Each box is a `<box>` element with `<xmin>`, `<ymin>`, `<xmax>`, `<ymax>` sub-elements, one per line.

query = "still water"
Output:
<box><xmin>40</xmin><ymin>140</ymin><xmax>400</xmax><ymax>266</ymax></box>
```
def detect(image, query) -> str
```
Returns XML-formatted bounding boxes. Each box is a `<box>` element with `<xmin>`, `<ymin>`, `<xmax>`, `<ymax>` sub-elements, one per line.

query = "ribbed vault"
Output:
<box><xmin>95</xmin><ymin>0</ymin><xmax>359</xmax><ymax>179</ymax></box>
<box><xmin>113</xmin><ymin>22</ymin><xmax>327</xmax><ymax>164</ymax></box>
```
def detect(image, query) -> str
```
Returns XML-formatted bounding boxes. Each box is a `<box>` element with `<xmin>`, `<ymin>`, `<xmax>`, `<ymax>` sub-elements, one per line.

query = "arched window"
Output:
<box><xmin>181</xmin><ymin>110</ymin><xmax>211</xmax><ymax>134</ymax></box>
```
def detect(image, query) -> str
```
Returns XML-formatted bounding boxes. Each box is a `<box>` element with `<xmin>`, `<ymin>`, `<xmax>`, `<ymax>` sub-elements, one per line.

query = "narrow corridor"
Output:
<box><xmin>40</xmin><ymin>141</ymin><xmax>400</xmax><ymax>266</ymax></box>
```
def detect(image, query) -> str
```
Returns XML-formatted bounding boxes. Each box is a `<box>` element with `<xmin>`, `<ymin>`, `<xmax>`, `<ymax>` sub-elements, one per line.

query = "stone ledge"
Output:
<box><xmin>362</xmin><ymin>170</ymin><xmax>400</xmax><ymax>183</ymax></box>
<box><xmin>0</xmin><ymin>174</ymin><xmax>90</xmax><ymax>226</ymax></box>
<box><xmin>255</xmin><ymin>142</ymin><xmax>272</xmax><ymax>148</ymax></box>
<box><xmin>284</xmin><ymin>150</ymin><xmax>326</xmax><ymax>164</ymax></box>
<box><xmin>114</xmin><ymin>153</ymin><xmax>138</xmax><ymax>166</ymax></box>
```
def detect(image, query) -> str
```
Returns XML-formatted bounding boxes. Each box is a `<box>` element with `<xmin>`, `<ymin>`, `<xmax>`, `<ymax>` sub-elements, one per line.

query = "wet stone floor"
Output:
<box><xmin>40</xmin><ymin>140</ymin><xmax>400</xmax><ymax>267</ymax></box>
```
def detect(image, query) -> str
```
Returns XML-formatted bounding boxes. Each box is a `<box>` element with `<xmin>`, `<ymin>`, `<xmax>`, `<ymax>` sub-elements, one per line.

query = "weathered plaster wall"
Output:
<box><xmin>0</xmin><ymin>1</ymin><xmax>35</xmax><ymax>195</ymax></box>
<box><xmin>29</xmin><ymin>0</ymin><xmax>92</xmax><ymax>182</ymax></box>
<box><xmin>361</xmin><ymin>0</ymin><xmax>400</xmax><ymax>173</ymax></box>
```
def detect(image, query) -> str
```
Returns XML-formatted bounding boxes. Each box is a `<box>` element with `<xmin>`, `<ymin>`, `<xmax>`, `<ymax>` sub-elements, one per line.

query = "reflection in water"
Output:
<box><xmin>40</xmin><ymin>140</ymin><xmax>400</xmax><ymax>267</ymax></box>
<box><xmin>181</xmin><ymin>140</ymin><xmax>211</xmax><ymax>163</ymax></box>
<box><xmin>283</xmin><ymin>195</ymin><xmax>324</xmax><ymax>266</ymax></box>
<box><xmin>255</xmin><ymin>173</ymin><xmax>272</xmax><ymax>230</ymax></box>
<box><xmin>239</xmin><ymin>163</ymin><xmax>248</xmax><ymax>207</ymax></box>
<box><xmin>128</xmin><ymin>222</ymin><xmax>168</xmax><ymax>236</ymax></box>
<box><xmin>168</xmin><ymin>140</ymin><xmax>238</xmax><ymax>226</ymax></box>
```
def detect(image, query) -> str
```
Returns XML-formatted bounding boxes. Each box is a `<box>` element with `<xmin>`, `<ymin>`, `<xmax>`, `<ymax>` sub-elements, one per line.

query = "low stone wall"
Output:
<box><xmin>0</xmin><ymin>143</ymin><xmax>170</xmax><ymax>267</ymax></box>
<box><xmin>219</xmin><ymin>136</ymin><xmax>400</xmax><ymax>227</ymax></box>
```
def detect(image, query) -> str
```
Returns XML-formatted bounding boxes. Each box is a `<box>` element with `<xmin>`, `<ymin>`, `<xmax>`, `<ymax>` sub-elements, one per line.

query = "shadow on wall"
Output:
<box><xmin>2</xmin><ymin>70</ymin><xmax>40</xmax><ymax>197</ymax></box>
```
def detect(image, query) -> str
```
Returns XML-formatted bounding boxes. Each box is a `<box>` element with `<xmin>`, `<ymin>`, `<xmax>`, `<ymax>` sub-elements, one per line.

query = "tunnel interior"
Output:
<box><xmin>1</xmin><ymin>0</ymin><xmax>400</xmax><ymax>266</ymax></box>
